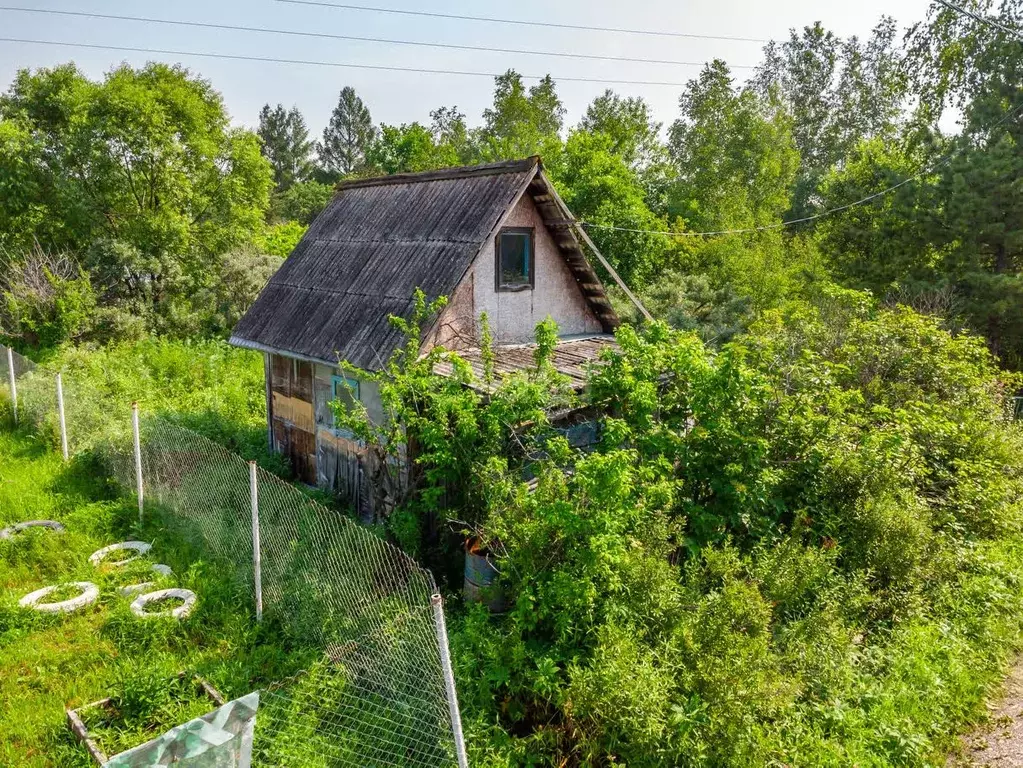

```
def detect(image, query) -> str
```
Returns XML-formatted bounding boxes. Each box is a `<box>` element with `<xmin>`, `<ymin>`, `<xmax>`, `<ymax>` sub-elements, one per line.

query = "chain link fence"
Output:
<box><xmin>0</xmin><ymin>344</ymin><xmax>467</xmax><ymax>768</ymax></box>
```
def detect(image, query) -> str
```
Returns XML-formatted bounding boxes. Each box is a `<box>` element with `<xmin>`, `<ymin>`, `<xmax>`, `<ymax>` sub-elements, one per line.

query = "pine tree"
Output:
<box><xmin>257</xmin><ymin>104</ymin><xmax>315</xmax><ymax>192</ymax></box>
<box><xmin>319</xmin><ymin>87</ymin><xmax>376</xmax><ymax>177</ymax></box>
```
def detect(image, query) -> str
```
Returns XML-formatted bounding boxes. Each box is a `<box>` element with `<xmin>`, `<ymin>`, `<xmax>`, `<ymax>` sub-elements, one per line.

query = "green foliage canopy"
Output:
<box><xmin>0</xmin><ymin>62</ymin><xmax>273</xmax><ymax>328</ymax></box>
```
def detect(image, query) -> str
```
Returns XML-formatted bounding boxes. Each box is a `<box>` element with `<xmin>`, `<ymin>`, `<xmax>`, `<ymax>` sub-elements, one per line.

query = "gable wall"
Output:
<box><xmin>430</xmin><ymin>193</ymin><xmax>603</xmax><ymax>349</ymax></box>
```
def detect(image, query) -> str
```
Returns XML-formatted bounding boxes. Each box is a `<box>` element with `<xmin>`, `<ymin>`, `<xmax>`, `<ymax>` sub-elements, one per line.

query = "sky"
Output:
<box><xmin>0</xmin><ymin>0</ymin><xmax>937</xmax><ymax>137</ymax></box>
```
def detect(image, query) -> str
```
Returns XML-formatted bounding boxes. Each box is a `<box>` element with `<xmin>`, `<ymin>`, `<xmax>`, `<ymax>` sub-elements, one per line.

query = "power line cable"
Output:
<box><xmin>933</xmin><ymin>0</ymin><xmax>1023</xmax><ymax>41</ymax></box>
<box><xmin>581</xmin><ymin>98</ymin><xmax>1023</xmax><ymax>238</ymax></box>
<box><xmin>0</xmin><ymin>37</ymin><xmax>698</xmax><ymax>87</ymax></box>
<box><xmin>275</xmin><ymin>0</ymin><xmax>769</xmax><ymax>43</ymax></box>
<box><xmin>0</xmin><ymin>6</ymin><xmax>756</xmax><ymax>69</ymax></box>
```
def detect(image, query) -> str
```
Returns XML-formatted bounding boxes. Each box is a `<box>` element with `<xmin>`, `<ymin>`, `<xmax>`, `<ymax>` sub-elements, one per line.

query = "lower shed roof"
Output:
<box><xmin>432</xmin><ymin>335</ymin><xmax>619</xmax><ymax>391</ymax></box>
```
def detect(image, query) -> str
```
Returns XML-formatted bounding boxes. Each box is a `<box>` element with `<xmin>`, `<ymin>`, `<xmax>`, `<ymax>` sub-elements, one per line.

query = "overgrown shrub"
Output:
<box><xmin>348</xmin><ymin>288</ymin><xmax>1023</xmax><ymax>766</ymax></box>
<box><xmin>0</xmin><ymin>245</ymin><xmax>96</xmax><ymax>347</ymax></box>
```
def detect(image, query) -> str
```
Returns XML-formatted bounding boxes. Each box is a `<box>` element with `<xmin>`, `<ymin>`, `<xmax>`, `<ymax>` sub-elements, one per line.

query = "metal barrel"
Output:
<box><xmin>464</xmin><ymin>550</ymin><xmax>507</xmax><ymax>613</ymax></box>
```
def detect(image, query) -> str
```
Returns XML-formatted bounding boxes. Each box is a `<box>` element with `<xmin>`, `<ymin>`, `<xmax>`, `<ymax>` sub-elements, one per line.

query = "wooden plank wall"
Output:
<box><xmin>268</xmin><ymin>353</ymin><xmax>318</xmax><ymax>485</ymax></box>
<box><xmin>266</xmin><ymin>355</ymin><xmax>403</xmax><ymax>523</ymax></box>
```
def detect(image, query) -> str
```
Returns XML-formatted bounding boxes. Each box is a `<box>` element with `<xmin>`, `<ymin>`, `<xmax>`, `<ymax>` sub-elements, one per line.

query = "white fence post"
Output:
<box><xmin>56</xmin><ymin>373</ymin><xmax>69</xmax><ymax>461</ymax></box>
<box><xmin>431</xmin><ymin>593</ymin><xmax>468</xmax><ymax>768</ymax></box>
<box><xmin>249</xmin><ymin>461</ymin><xmax>263</xmax><ymax>623</ymax></box>
<box><xmin>132</xmin><ymin>402</ymin><xmax>144</xmax><ymax>525</ymax></box>
<box><xmin>6</xmin><ymin>347</ymin><xmax>16</xmax><ymax>425</ymax></box>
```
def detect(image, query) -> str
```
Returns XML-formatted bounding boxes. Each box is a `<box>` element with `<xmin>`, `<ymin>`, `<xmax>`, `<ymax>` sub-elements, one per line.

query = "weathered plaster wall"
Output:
<box><xmin>432</xmin><ymin>194</ymin><xmax>603</xmax><ymax>347</ymax></box>
<box><xmin>425</xmin><ymin>276</ymin><xmax>477</xmax><ymax>353</ymax></box>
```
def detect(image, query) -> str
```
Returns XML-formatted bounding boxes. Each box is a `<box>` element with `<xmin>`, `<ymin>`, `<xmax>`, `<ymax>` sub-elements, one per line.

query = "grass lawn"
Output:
<box><xmin>0</xmin><ymin>428</ymin><xmax>314</xmax><ymax>766</ymax></box>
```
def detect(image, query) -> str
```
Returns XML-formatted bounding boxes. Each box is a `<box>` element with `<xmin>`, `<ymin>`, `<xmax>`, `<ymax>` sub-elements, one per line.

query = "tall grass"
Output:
<box><xmin>0</xmin><ymin>430</ymin><xmax>317</xmax><ymax>766</ymax></box>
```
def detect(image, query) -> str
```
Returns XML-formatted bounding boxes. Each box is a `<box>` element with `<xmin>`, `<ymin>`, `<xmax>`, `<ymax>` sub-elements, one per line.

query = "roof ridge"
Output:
<box><xmin>334</xmin><ymin>157</ymin><xmax>540</xmax><ymax>191</ymax></box>
<box><xmin>303</xmin><ymin>236</ymin><xmax>482</xmax><ymax>246</ymax></box>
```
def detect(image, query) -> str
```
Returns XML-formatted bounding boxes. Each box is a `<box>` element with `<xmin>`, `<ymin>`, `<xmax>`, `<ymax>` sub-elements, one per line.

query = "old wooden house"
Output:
<box><xmin>230</xmin><ymin>157</ymin><xmax>636</xmax><ymax>509</ymax></box>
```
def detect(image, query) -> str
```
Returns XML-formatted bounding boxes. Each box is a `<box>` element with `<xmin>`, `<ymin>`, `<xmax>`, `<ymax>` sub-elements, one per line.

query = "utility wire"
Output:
<box><xmin>275</xmin><ymin>0</ymin><xmax>769</xmax><ymax>44</ymax></box>
<box><xmin>0</xmin><ymin>6</ymin><xmax>756</xmax><ymax>69</ymax></box>
<box><xmin>933</xmin><ymin>0</ymin><xmax>1023</xmax><ymax>41</ymax></box>
<box><xmin>0</xmin><ymin>37</ymin><xmax>697</xmax><ymax>87</ymax></box>
<box><xmin>582</xmin><ymin>98</ymin><xmax>1023</xmax><ymax>238</ymax></box>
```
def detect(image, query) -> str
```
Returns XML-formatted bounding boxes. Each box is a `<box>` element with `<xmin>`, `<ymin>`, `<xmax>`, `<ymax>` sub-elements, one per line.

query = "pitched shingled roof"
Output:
<box><xmin>230</xmin><ymin>157</ymin><xmax>619</xmax><ymax>370</ymax></box>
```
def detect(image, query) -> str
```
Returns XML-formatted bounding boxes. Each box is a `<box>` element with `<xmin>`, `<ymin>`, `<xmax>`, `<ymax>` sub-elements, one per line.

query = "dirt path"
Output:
<box><xmin>950</xmin><ymin>662</ymin><xmax>1023</xmax><ymax>767</ymax></box>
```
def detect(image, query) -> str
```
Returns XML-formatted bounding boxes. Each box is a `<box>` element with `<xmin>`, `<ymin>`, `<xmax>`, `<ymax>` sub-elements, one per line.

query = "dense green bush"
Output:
<box><xmin>0</xmin><ymin>247</ymin><xmax>96</xmax><ymax>347</ymax></box>
<box><xmin>349</xmin><ymin>289</ymin><xmax>1023</xmax><ymax>766</ymax></box>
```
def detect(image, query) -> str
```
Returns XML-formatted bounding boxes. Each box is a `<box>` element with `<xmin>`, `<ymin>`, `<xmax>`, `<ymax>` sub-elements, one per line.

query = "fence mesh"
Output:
<box><xmin>0</xmin><ymin>344</ymin><xmax>465</xmax><ymax>768</ymax></box>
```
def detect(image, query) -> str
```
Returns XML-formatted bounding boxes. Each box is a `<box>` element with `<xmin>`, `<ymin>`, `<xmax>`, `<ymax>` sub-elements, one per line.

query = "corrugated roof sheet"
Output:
<box><xmin>230</xmin><ymin>157</ymin><xmax>619</xmax><ymax>370</ymax></box>
<box><xmin>433</xmin><ymin>335</ymin><xmax>619</xmax><ymax>391</ymax></box>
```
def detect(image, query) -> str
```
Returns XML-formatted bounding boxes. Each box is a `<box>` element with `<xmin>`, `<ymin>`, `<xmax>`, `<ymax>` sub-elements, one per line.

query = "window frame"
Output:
<box><xmin>494</xmin><ymin>226</ymin><xmax>535</xmax><ymax>292</ymax></box>
<box><xmin>331</xmin><ymin>374</ymin><xmax>361</xmax><ymax>430</ymax></box>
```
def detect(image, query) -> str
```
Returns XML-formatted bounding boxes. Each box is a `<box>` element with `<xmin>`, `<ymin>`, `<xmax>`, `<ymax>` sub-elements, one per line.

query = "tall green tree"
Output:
<box><xmin>555</xmin><ymin>130</ymin><xmax>674</xmax><ymax>287</ymax></box>
<box><xmin>364</xmin><ymin>122</ymin><xmax>459</xmax><ymax>175</ymax></box>
<box><xmin>318</xmin><ymin>86</ymin><xmax>376</xmax><ymax>177</ymax></box>
<box><xmin>754</xmin><ymin>20</ymin><xmax>907</xmax><ymax>217</ymax></box>
<box><xmin>816</xmin><ymin>136</ymin><xmax>939</xmax><ymax>293</ymax></box>
<box><xmin>0</xmin><ymin>117</ymin><xmax>46</xmax><ymax>252</ymax></box>
<box><xmin>0</xmin><ymin>62</ymin><xmax>273</xmax><ymax>319</ymax></box>
<box><xmin>906</xmin><ymin>0</ymin><xmax>1023</xmax><ymax>122</ymax></box>
<box><xmin>667</xmin><ymin>60</ymin><xmax>799</xmax><ymax>232</ymax></box>
<box><xmin>476</xmin><ymin>71</ymin><xmax>565</xmax><ymax>161</ymax></box>
<box><xmin>578</xmin><ymin>90</ymin><xmax>665</xmax><ymax>172</ymax></box>
<box><xmin>934</xmin><ymin>36</ymin><xmax>1023</xmax><ymax>368</ymax></box>
<box><xmin>257</xmin><ymin>103</ymin><xmax>315</xmax><ymax>192</ymax></box>
<box><xmin>430</xmin><ymin>105</ymin><xmax>474</xmax><ymax>164</ymax></box>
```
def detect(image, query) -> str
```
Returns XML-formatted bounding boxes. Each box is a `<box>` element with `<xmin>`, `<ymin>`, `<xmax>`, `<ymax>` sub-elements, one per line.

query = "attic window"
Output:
<box><xmin>496</xmin><ymin>228</ymin><xmax>534</xmax><ymax>291</ymax></box>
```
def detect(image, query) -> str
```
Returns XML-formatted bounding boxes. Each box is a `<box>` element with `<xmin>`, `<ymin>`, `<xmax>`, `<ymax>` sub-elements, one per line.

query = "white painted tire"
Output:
<box><xmin>89</xmin><ymin>541</ymin><xmax>152</xmax><ymax>567</ymax></box>
<box><xmin>19</xmin><ymin>582</ymin><xmax>99</xmax><ymax>613</ymax></box>
<box><xmin>0</xmin><ymin>520</ymin><xmax>66</xmax><ymax>540</ymax></box>
<box><xmin>119</xmin><ymin>565</ymin><xmax>173</xmax><ymax>597</ymax></box>
<box><xmin>130</xmin><ymin>589</ymin><xmax>197</xmax><ymax>620</ymax></box>
<box><xmin>119</xmin><ymin>582</ymin><xmax>155</xmax><ymax>597</ymax></box>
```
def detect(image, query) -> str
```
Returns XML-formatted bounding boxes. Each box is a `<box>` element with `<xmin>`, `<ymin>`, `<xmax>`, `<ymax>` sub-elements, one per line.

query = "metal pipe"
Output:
<box><xmin>432</xmin><ymin>593</ymin><xmax>469</xmax><ymax>768</ymax></box>
<box><xmin>132</xmin><ymin>402</ymin><xmax>143</xmax><ymax>525</ymax></box>
<box><xmin>6</xmin><ymin>347</ymin><xmax>17</xmax><ymax>425</ymax></box>
<box><xmin>250</xmin><ymin>461</ymin><xmax>263</xmax><ymax>622</ymax></box>
<box><xmin>56</xmin><ymin>373</ymin><xmax>68</xmax><ymax>461</ymax></box>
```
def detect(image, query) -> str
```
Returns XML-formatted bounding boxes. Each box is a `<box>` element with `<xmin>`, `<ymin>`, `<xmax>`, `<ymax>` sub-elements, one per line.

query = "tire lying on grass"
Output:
<box><xmin>0</xmin><ymin>520</ymin><xmax>66</xmax><ymax>540</ymax></box>
<box><xmin>19</xmin><ymin>582</ymin><xmax>100</xmax><ymax>614</ymax></box>
<box><xmin>89</xmin><ymin>541</ymin><xmax>152</xmax><ymax>568</ymax></box>
<box><xmin>118</xmin><ymin>564</ymin><xmax>175</xmax><ymax>597</ymax></box>
<box><xmin>130</xmin><ymin>588</ymin><xmax>197</xmax><ymax>620</ymax></box>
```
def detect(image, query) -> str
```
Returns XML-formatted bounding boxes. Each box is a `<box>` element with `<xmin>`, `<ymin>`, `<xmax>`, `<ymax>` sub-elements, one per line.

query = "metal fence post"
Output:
<box><xmin>6</xmin><ymin>347</ymin><xmax>17</xmax><ymax>425</ymax></box>
<box><xmin>431</xmin><ymin>593</ymin><xmax>468</xmax><ymax>768</ymax></box>
<box><xmin>56</xmin><ymin>373</ymin><xmax>69</xmax><ymax>461</ymax></box>
<box><xmin>132</xmin><ymin>402</ymin><xmax>144</xmax><ymax>525</ymax></box>
<box><xmin>249</xmin><ymin>461</ymin><xmax>263</xmax><ymax>623</ymax></box>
